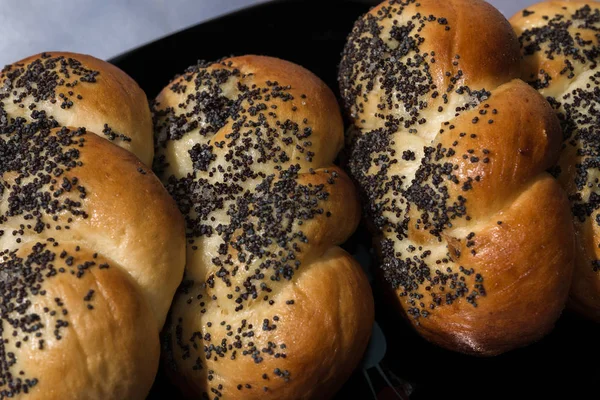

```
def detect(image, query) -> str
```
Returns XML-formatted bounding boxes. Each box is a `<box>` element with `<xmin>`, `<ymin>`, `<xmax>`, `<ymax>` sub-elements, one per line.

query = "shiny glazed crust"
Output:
<box><xmin>340</xmin><ymin>0</ymin><xmax>576</xmax><ymax>355</ymax></box>
<box><xmin>511</xmin><ymin>1</ymin><xmax>600</xmax><ymax>321</ymax></box>
<box><xmin>0</xmin><ymin>53</ymin><xmax>186</xmax><ymax>398</ymax></box>
<box><xmin>153</xmin><ymin>55</ymin><xmax>374</xmax><ymax>399</ymax></box>
<box><xmin>2</xmin><ymin>52</ymin><xmax>154</xmax><ymax>166</ymax></box>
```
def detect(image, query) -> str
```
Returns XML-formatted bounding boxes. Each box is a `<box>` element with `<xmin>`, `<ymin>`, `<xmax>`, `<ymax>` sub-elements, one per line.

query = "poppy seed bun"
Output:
<box><xmin>153</xmin><ymin>55</ymin><xmax>374</xmax><ymax>399</ymax></box>
<box><xmin>339</xmin><ymin>0</ymin><xmax>576</xmax><ymax>355</ymax></box>
<box><xmin>0</xmin><ymin>52</ymin><xmax>186</xmax><ymax>399</ymax></box>
<box><xmin>511</xmin><ymin>1</ymin><xmax>600</xmax><ymax>321</ymax></box>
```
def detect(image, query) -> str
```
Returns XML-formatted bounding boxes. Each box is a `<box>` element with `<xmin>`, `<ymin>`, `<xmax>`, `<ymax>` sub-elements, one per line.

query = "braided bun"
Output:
<box><xmin>0</xmin><ymin>52</ymin><xmax>185</xmax><ymax>398</ymax></box>
<box><xmin>339</xmin><ymin>0</ymin><xmax>576</xmax><ymax>355</ymax></box>
<box><xmin>153</xmin><ymin>55</ymin><xmax>374</xmax><ymax>399</ymax></box>
<box><xmin>511</xmin><ymin>1</ymin><xmax>600</xmax><ymax>321</ymax></box>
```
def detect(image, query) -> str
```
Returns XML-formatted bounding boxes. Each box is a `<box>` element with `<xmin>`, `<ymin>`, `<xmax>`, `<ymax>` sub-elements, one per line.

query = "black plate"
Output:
<box><xmin>109</xmin><ymin>0</ymin><xmax>600</xmax><ymax>398</ymax></box>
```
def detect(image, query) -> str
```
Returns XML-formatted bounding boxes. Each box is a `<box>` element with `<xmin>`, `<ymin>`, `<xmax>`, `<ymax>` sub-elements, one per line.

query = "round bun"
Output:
<box><xmin>339</xmin><ymin>0</ymin><xmax>576</xmax><ymax>355</ymax></box>
<box><xmin>1</xmin><ymin>52</ymin><xmax>154</xmax><ymax>166</ymax></box>
<box><xmin>510</xmin><ymin>1</ymin><xmax>600</xmax><ymax>321</ymax></box>
<box><xmin>153</xmin><ymin>55</ymin><xmax>374</xmax><ymax>399</ymax></box>
<box><xmin>0</xmin><ymin>53</ymin><xmax>186</xmax><ymax>398</ymax></box>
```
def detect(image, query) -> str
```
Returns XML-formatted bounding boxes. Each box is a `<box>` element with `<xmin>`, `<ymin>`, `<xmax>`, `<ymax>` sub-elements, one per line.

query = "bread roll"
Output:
<box><xmin>510</xmin><ymin>1</ymin><xmax>600</xmax><ymax>321</ymax></box>
<box><xmin>339</xmin><ymin>0</ymin><xmax>576</xmax><ymax>355</ymax></box>
<box><xmin>0</xmin><ymin>52</ymin><xmax>186</xmax><ymax>398</ymax></box>
<box><xmin>153</xmin><ymin>55</ymin><xmax>374</xmax><ymax>399</ymax></box>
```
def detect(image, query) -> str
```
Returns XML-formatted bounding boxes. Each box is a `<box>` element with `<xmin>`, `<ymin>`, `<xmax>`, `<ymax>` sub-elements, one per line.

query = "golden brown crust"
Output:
<box><xmin>510</xmin><ymin>1</ymin><xmax>600</xmax><ymax>321</ymax></box>
<box><xmin>154</xmin><ymin>55</ymin><xmax>344</xmax><ymax>179</ymax></box>
<box><xmin>340</xmin><ymin>0</ymin><xmax>576</xmax><ymax>355</ymax></box>
<box><xmin>1</xmin><ymin>52</ymin><xmax>154</xmax><ymax>165</ymax></box>
<box><xmin>433</xmin><ymin>80</ymin><xmax>563</xmax><ymax>219</ymax></box>
<box><xmin>170</xmin><ymin>247</ymin><xmax>372</xmax><ymax>400</ymax></box>
<box><xmin>66</xmin><ymin>131</ymin><xmax>186</xmax><ymax>325</ymax></box>
<box><xmin>339</xmin><ymin>0</ymin><xmax>522</xmax><ymax>131</ymax></box>
<box><xmin>10</xmin><ymin>244</ymin><xmax>159</xmax><ymax>400</ymax></box>
<box><xmin>409</xmin><ymin>175</ymin><xmax>575</xmax><ymax>355</ymax></box>
<box><xmin>0</xmin><ymin>53</ymin><xmax>186</xmax><ymax>398</ymax></box>
<box><xmin>154</xmin><ymin>55</ymin><xmax>374</xmax><ymax>399</ymax></box>
<box><xmin>0</xmin><ymin>127</ymin><xmax>185</xmax><ymax>399</ymax></box>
